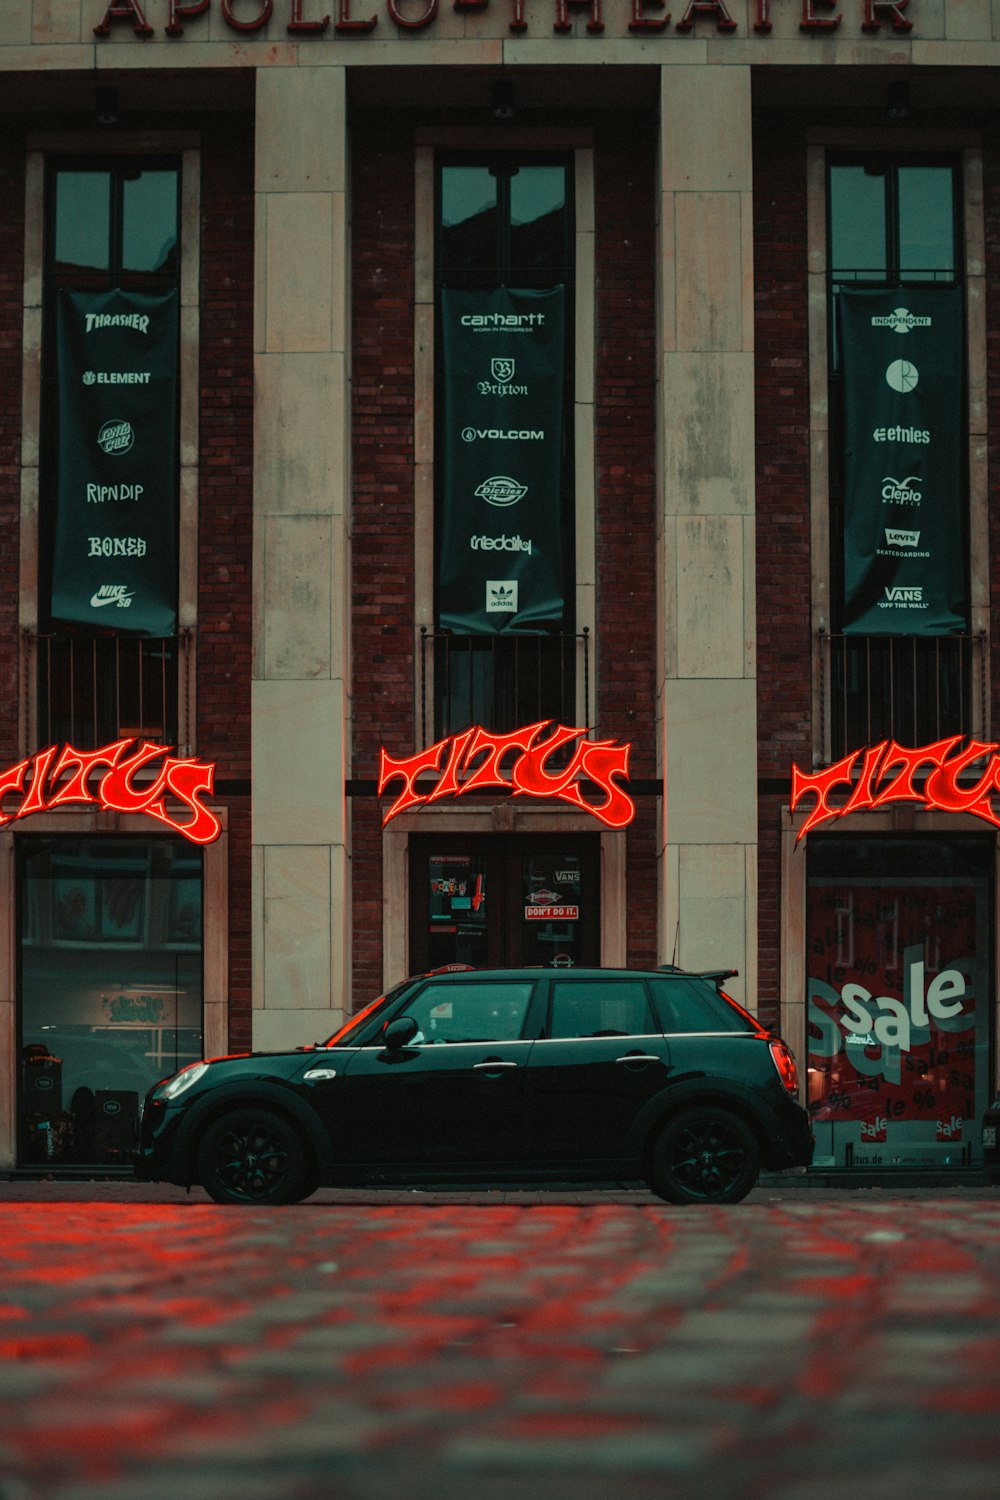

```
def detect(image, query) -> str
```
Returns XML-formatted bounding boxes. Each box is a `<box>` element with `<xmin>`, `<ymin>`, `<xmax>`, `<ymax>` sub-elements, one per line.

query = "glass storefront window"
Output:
<box><xmin>521</xmin><ymin>852</ymin><xmax>583</xmax><ymax>968</ymax></box>
<box><xmin>806</xmin><ymin>836</ymin><xmax>991</xmax><ymax>1170</ymax></box>
<box><xmin>18</xmin><ymin>836</ymin><xmax>203</xmax><ymax>1168</ymax></box>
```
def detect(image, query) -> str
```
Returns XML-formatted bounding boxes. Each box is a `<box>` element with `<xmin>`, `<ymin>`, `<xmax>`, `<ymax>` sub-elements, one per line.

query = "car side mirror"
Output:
<box><xmin>382</xmin><ymin>1015</ymin><xmax>418</xmax><ymax>1052</ymax></box>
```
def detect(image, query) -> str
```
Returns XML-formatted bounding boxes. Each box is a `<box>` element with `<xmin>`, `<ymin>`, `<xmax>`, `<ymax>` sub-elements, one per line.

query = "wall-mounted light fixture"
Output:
<box><xmin>96</xmin><ymin>86</ymin><xmax>119</xmax><ymax>127</ymax></box>
<box><xmin>492</xmin><ymin>79</ymin><xmax>515</xmax><ymax>121</ymax></box>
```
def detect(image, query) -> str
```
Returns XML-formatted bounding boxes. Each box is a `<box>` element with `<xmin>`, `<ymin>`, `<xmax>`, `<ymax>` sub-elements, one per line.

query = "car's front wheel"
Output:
<box><xmin>648</xmin><ymin>1106</ymin><xmax>760</xmax><ymax>1205</ymax></box>
<box><xmin>195</xmin><ymin>1108</ymin><xmax>314</xmax><ymax>1205</ymax></box>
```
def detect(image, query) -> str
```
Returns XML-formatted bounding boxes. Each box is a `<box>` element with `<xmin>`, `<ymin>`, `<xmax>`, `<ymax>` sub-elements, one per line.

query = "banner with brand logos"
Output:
<box><xmin>51</xmin><ymin>289</ymin><xmax>179</xmax><ymax>637</ymax></box>
<box><xmin>839</xmin><ymin>287</ymin><xmax>965</xmax><ymax>635</ymax></box>
<box><xmin>438</xmin><ymin>286</ymin><xmax>565</xmax><ymax>633</ymax></box>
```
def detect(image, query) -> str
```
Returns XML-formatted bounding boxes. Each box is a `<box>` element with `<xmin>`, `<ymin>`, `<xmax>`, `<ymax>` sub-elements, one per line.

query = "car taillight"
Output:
<box><xmin>769</xmin><ymin>1040</ymin><xmax>799</xmax><ymax>1095</ymax></box>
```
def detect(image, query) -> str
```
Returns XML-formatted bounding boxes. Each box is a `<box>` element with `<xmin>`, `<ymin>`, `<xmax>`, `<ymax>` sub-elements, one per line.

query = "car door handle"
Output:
<box><xmin>472</xmin><ymin>1060</ymin><xmax>518</xmax><ymax>1072</ymax></box>
<box><xmin>302</xmin><ymin>1067</ymin><xmax>338</xmax><ymax>1083</ymax></box>
<box><xmin>615</xmin><ymin>1053</ymin><xmax>661</xmax><ymax>1066</ymax></box>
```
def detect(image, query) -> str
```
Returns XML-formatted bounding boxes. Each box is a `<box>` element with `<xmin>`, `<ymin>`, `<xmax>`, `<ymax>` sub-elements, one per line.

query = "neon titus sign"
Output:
<box><xmin>378</xmin><ymin>720</ymin><xmax>634</xmax><ymax>829</ymax></box>
<box><xmin>791</xmin><ymin>736</ymin><xmax>1000</xmax><ymax>840</ymax></box>
<box><xmin>0</xmin><ymin>740</ymin><xmax>221</xmax><ymax>846</ymax></box>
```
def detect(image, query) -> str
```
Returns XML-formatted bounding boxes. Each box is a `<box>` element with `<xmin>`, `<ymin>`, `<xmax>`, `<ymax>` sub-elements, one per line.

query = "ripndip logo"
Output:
<box><xmin>871</xmin><ymin>307</ymin><xmax>932</xmax><ymax>333</ymax></box>
<box><xmin>476</xmin><ymin>476</ymin><xmax>527</xmax><ymax>508</ymax></box>
<box><xmin>487</xmin><ymin>580</ymin><xmax>518</xmax><ymax>613</ymax></box>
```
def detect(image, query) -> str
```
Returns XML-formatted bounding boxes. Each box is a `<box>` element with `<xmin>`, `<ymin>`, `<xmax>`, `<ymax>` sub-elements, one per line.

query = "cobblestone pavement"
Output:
<box><xmin>1</xmin><ymin>1181</ymin><xmax>998</xmax><ymax>1500</ymax></box>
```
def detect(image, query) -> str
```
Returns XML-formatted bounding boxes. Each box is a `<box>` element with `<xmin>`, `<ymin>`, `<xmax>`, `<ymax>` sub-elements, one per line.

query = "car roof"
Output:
<box><xmin>412</xmin><ymin>966</ymin><xmax>737</xmax><ymax>983</ymax></box>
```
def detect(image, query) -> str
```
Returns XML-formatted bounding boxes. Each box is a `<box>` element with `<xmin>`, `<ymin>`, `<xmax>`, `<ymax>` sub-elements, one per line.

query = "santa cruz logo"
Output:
<box><xmin>870</xmin><ymin>307</ymin><xmax>932</xmax><ymax>333</ymax></box>
<box><xmin>475</xmin><ymin>476</ymin><xmax>527</xmax><ymax>508</ymax></box>
<box><xmin>97</xmin><ymin>419</ymin><xmax>134</xmax><ymax>455</ymax></box>
<box><xmin>487</xmin><ymin>580</ymin><xmax>518</xmax><ymax>613</ymax></box>
<box><xmin>462</xmin><ymin>427</ymin><xmax>544</xmax><ymax>442</ymax></box>
<box><xmin>881</xmin><ymin>476</ymin><xmax>922</xmax><ymax>505</ymax></box>
<box><xmin>90</xmin><ymin>584</ymin><xmax>134</xmax><ymax>610</ymax></box>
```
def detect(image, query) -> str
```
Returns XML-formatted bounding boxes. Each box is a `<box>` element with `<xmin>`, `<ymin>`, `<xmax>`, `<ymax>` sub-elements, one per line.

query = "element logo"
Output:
<box><xmin>475</xmin><ymin>476</ymin><xmax>527</xmax><ymax>507</ymax></box>
<box><xmin>97</xmin><ymin>419</ymin><xmax>135</xmax><ymax>455</ymax></box>
<box><xmin>487</xmin><ymin>580</ymin><xmax>518</xmax><ymax>613</ymax></box>
<box><xmin>871</xmin><ymin>307</ymin><xmax>932</xmax><ymax>333</ymax></box>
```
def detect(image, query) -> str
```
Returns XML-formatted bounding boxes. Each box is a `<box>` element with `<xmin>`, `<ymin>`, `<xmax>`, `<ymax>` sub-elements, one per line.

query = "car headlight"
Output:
<box><xmin>158</xmin><ymin>1061</ymin><xmax>210</xmax><ymax>1100</ymax></box>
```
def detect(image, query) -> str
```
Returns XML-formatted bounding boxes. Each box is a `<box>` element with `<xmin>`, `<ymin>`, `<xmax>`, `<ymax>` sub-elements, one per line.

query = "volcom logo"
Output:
<box><xmin>462</xmin><ymin>427</ymin><xmax>544</xmax><ymax>442</ymax></box>
<box><xmin>90</xmin><ymin>584</ymin><xmax>134</xmax><ymax>610</ymax></box>
<box><xmin>486</xmin><ymin>580</ymin><xmax>518</xmax><ymax>613</ymax></box>
<box><xmin>870</xmin><ymin>307</ymin><xmax>932</xmax><ymax>333</ymax></box>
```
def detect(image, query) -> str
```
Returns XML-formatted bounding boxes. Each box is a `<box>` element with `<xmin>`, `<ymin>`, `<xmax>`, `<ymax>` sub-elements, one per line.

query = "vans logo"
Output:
<box><xmin>882</xmin><ymin>586</ymin><xmax>924</xmax><ymax>604</ymax></box>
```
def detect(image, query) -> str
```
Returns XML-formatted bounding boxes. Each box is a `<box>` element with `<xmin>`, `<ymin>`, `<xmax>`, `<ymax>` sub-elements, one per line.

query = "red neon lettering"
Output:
<box><xmin>675</xmin><ymin>0</ymin><xmax>737</xmax><ymax>29</ymax></box>
<box><xmin>386</xmin><ymin>0</ymin><xmax>438</xmax><ymax>26</ymax></box>
<box><xmin>861</xmin><ymin>0</ymin><xmax>911</xmax><ymax>30</ymax></box>
<box><xmin>0</xmin><ymin>740</ymin><xmax>220</xmax><ymax>845</ymax></box>
<box><xmin>792</xmin><ymin>737</ymin><xmax>1000</xmax><ymax>839</ymax></box>
<box><xmin>288</xmin><ymin>0</ymin><xmax>331</xmax><ymax>28</ymax></box>
<box><xmin>800</xmin><ymin>0</ymin><xmax>840</xmax><ymax>28</ymax></box>
<box><xmin>554</xmin><ymin>0</ymin><xmax>605</xmax><ymax>33</ymax></box>
<box><xmin>94</xmin><ymin>0</ymin><xmax>154</xmax><ymax>33</ymax></box>
<box><xmin>166</xmin><ymin>0</ymin><xmax>210</xmax><ymax>34</ymax></box>
<box><xmin>630</xmin><ymin>0</ymin><xmax>670</xmax><ymax>31</ymax></box>
<box><xmin>379</xmin><ymin>722</ymin><xmax>635</xmax><ymax>829</ymax></box>
<box><xmin>336</xmin><ymin>0</ymin><xmax>378</xmax><ymax>27</ymax></box>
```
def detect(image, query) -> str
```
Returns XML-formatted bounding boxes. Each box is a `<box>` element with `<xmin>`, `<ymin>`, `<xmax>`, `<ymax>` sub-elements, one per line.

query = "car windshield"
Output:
<box><xmin>320</xmin><ymin>984</ymin><xmax>411</xmax><ymax>1048</ymax></box>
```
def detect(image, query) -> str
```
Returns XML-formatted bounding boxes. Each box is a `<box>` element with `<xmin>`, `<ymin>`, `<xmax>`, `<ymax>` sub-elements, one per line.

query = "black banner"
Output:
<box><xmin>52</xmin><ymin>289</ymin><xmax>179</xmax><ymax>637</ymax></box>
<box><xmin>840</xmin><ymin>287</ymin><xmax>965</xmax><ymax>635</ymax></box>
<box><xmin>438</xmin><ymin>287</ymin><xmax>565</xmax><ymax>634</ymax></box>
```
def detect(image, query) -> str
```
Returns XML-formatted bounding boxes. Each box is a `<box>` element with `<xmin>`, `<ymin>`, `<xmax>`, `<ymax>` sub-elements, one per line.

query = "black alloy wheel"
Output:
<box><xmin>196</xmin><ymin>1108</ymin><xmax>313</xmax><ymax>1205</ymax></box>
<box><xmin>649</xmin><ymin>1106</ymin><xmax>760</xmax><ymax>1205</ymax></box>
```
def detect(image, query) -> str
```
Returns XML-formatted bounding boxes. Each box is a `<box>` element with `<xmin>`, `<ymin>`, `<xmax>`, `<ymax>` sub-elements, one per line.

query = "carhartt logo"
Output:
<box><xmin>90</xmin><ymin>584</ymin><xmax>134</xmax><ymax>610</ymax></box>
<box><xmin>486</xmin><ymin>580</ymin><xmax>518</xmax><ymax>613</ymax></box>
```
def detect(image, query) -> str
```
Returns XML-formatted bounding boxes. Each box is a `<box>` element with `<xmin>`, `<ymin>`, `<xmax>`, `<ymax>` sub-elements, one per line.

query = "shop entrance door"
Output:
<box><xmin>409</xmin><ymin>834</ymin><xmax>600</xmax><ymax>971</ymax></box>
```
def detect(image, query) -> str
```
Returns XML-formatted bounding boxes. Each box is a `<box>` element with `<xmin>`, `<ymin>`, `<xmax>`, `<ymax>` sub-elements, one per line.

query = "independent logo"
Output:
<box><xmin>870</xmin><ymin>308</ymin><xmax>932</xmax><ymax>333</ymax></box>
<box><xmin>90</xmin><ymin>584</ymin><xmax>134</xmax><ymax>610</ymax></box>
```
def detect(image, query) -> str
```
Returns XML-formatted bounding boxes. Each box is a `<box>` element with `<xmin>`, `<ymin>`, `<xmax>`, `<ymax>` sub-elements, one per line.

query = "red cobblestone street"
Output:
<box><xmin>1</xmin><ymin>1182</ymin><xmax>998</xmax><ymax>1500</ymax></box>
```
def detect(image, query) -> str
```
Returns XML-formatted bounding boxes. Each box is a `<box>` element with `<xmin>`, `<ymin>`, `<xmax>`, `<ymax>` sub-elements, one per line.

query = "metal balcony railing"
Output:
<box><xmin>25</xmin><ymin>630</ymin><xmax>188</xmax><ymax>752</ymax></box>
<box><xmin>819</xmin><ymin>631</ymin><xmax>986</xmax><ymax>762</ymax></box>
<box><xmin>420</xmin><ymin>628</ymin><xmax>589</xmax><ymax>745</ymax></box>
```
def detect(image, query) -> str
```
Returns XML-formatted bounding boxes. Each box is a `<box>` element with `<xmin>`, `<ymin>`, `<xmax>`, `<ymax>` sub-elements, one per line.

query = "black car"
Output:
<box><xmin>135</xmin><ymin>966</ymin><xmax>814</xmax><ymax>1206</ymax></box>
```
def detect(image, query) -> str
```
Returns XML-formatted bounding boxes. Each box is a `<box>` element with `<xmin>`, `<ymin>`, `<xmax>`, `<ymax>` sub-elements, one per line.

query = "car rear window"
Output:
<box><xmin>649</xmin><ymin>977</ymin><xmax>757</xmax><ymax>1034</ymax></box>
<box><xmin>549</xmin><ymin>979</ymin><xmax>657</xmax><ymax>1039</ymax></box>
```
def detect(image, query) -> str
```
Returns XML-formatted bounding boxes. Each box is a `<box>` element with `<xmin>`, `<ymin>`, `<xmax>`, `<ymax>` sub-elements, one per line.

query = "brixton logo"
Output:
<box><xmin>476</xmin><ymin>476</ymin><xmax>527</xmax><ymax>507</ymax></box>
<box><xmin>97</xmin><ymin>419</ymin><xmax>135</xmax><ymax>455</ymax></box>
<box><xmin>492</xmin><ymin>358</ymin><xmax>515</xmax><ymax>382</ymax></box>
<box><xmin>871</xmin><ymin>307</ymin><xmax>932</xmax><ymax>333</ymax></box>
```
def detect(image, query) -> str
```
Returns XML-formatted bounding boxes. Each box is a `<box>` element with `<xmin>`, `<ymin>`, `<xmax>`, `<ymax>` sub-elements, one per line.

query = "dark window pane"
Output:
<box><xmin>405</xmin><ymin>981</ymin><xmax>533</xmax><ymax>1042</ymax></box>
<box><xmin>650</xmin><ymin>977</ymin><xmax>753</xmax><ymax>1034</ymax></box>
<box><xmin>122</xmin><ymin>170</ymin><xmax>179</xmax><ymax>273</ymax></box>
<box><xmin>509</xmin><ymin>165</ymin><xmax>566</xmax><ymax>273</ymax></box>
<box><xmin>55</xmin><ymin>172</ymin><xmax>111</xmax><ymax>271</ymax></box>
<box><xmin>550</xmin><ymin>980</ymin><xmax>655</xmax><ymax>1039</ymax></box>
<box><xmin>898</xmin><ymin>165</ymin><xmax>955</xmax><ymax>281</ymax></box>
<box><xmin>440</xmin><ymin>166</ymin><xmax>499</xmax><ymax>273</ymax></box>
<box><xmin>829</xmin><ymin>165</ymin><xmax>886</xmax><ymax>280</ymax></box>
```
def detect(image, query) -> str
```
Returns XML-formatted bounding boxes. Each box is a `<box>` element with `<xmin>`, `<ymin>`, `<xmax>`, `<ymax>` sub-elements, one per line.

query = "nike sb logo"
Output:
<box><xmin>90</xmin><ymin>584</ymin><xmax>134</xmax><ymax>609</ymax></box>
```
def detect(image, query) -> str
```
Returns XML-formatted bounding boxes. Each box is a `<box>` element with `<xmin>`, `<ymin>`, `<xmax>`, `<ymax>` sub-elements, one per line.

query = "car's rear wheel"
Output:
<box><xmin>196</xmin><ymin>1108</ymin><xmax>313</xmax><ymax>1205</ymax></box>
<box><xmin>648</xmin><ymin>1106</ymin><xmax>760</xmax><ymax>1205</ymax></box>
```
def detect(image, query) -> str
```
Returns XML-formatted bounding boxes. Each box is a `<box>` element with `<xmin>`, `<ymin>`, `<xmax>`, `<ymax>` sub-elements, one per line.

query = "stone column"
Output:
<box><xmin>657</xmin><ymin>65</ymin><xmax>758</xmax><ymax>1005</ymax></box>
<box><xmin>252</xmin><ymin>66</ymin><xmax>351</xmax><ymax>1048</ymax></box>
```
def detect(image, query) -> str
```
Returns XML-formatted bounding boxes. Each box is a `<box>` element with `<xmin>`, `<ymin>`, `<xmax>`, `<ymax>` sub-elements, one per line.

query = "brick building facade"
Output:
<box><xmin>1</xmin><ymin>0</ymin><xmax>998</xmax><ymax>1177</ymax></box>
